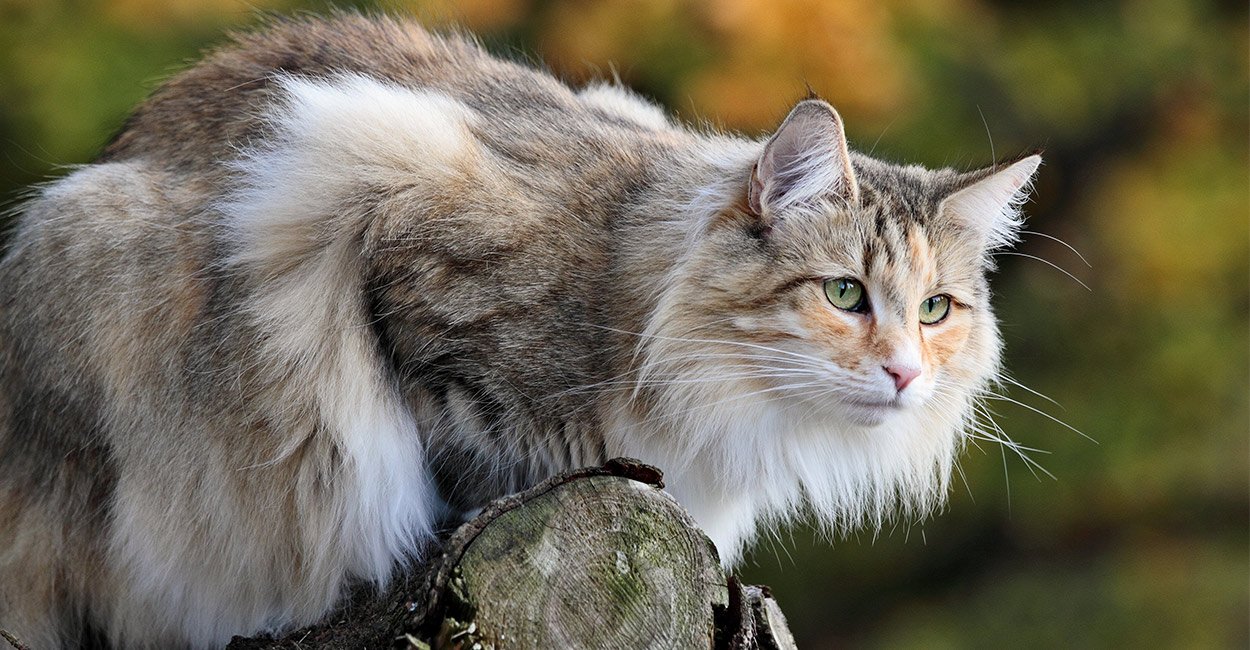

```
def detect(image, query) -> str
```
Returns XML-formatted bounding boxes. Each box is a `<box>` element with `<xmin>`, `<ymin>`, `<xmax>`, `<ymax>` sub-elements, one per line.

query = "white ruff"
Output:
<box><xmin>606</xmin><ymin>373</ymin><xmax>970</xmax><ymax>565</ymax></box>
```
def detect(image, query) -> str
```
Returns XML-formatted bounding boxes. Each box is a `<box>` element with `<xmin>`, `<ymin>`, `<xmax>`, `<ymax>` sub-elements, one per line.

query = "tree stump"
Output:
<box><xmin>221</xmin><ymin>459</ymin><xmax>796</xmax><ymax>649</ymax></box>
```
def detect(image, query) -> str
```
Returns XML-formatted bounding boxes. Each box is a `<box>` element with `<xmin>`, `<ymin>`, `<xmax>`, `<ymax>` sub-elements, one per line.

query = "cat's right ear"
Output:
<box><xmin>748</xmin><ymin>100</ymin><xmax>859</xmax><ymax>219</ymax></box>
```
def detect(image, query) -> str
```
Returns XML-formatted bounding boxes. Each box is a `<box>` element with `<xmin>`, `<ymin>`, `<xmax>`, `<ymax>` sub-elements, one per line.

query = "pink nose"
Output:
<box><xmin>884</xmin><ymin>364</ymin><xmax>921</xmax><ymax>392</ymax></box>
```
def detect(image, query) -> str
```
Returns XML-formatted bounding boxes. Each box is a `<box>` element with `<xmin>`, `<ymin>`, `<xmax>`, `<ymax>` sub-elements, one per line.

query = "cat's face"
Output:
<box><xmin>648</xmin><ymin>101</ymin><xmax>1037</xmax><ymax>433</ymax></box>
<box><xmin>654</xmin><ymin>186</ymin><xmax>1001</xmax><ymax>435</ymax></box>
<box><xmin>746</xmin><ymin>191</ymin><xmax>1000</xmax><ymax>428</ymax></box>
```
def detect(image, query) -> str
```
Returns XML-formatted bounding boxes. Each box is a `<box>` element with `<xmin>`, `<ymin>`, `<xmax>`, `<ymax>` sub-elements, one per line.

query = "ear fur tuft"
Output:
<box><xmin>748</xmin><ymin>100</ymin><xmax>859</xmax><ymax>218</ymax></box>
<box><xmin>941</xmin><ymin>154</ymin><xmax>1041</xmax><ymax>251</ymax></box>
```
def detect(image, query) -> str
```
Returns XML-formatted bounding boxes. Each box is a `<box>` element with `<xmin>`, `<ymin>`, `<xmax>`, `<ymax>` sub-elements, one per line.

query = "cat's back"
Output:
<box><xmin>101</xmin><ymin>13</ymin><xmax>679</xmax><ymax>176</ymax></box>
<box><xmin>102</xmin><ymin>14</ymin><xmax>460</xmax><ymax>169</ymax></box>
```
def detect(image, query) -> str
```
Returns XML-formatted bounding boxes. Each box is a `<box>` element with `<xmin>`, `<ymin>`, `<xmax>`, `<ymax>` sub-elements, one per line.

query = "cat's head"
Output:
<box><xmin>633</xmin><ymin>99</ymin><xmax>1039</xmax><ymax>556</ymax></box>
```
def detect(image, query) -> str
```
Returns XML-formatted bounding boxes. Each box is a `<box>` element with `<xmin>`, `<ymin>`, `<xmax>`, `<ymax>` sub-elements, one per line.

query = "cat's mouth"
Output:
<box><xmin>839</xmin><ymin>396</ymin><xmax>906</xmax><ymax>424</ymax></box>
<box><xmin>843</xmin><ymin>396</ymin><xmax>904</xmax><ymax>410</ymax></box>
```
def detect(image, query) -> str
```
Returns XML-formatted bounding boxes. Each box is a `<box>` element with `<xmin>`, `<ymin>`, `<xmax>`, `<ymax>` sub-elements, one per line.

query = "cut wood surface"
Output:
<box><xmin>220</xmin><ymin>458</ymin><xmax>797</xmax><ymax>649</ymax></box>
<box><xmin>418</xmin><ymin>463</ymin><xmax>726</xmax><ymax>649</ymax></box>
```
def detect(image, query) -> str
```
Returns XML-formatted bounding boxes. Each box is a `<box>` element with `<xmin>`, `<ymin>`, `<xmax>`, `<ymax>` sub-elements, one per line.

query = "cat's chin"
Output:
<box><xmin>836</xmin><ymin>398</ymin><xmax>908</xmax><ymax>427</ymax></box>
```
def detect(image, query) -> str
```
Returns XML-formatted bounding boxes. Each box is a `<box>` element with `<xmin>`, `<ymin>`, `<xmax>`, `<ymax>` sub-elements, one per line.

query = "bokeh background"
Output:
<box><xmin>1</xmin><ymin>0</ymin><xmax>1245</xmax><ymax>646</ymax></box>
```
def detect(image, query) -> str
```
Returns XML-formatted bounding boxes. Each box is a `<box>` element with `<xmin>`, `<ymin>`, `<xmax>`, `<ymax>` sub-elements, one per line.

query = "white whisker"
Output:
<box><xmin>1020</xmin><ymin>229</ymin><xmax>1092</xmax><ymax>268</ymax></box>
<box><xmin>996</xmin><ymin>374</ymin><xmax>1064</xmax><ymax>410</ymax></box>
<box><xmin>993</xmin><ymin>251</ymin><xmax>1091</xmax><ymax>291</ymax></box>
<box><xmin>979</xmin><ymin>391</ymin><xmax>1096</xmax><ymax>444</ymax></box>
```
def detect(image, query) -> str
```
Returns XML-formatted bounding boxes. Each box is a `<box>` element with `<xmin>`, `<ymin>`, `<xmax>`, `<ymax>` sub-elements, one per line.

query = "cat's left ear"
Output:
<box><xmin>749</xmin><ymin>100</ymin><xmax>859</xmax><ymax>218</ymax></box>
<box><xmin>941</xmin><ymin>153</ymin><xmax>1042</xmax><ymax>250</ymax></box>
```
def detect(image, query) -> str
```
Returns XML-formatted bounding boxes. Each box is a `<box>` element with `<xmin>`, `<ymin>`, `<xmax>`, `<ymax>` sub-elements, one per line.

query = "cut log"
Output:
<box><xmin>223</xmin><ymin>459</ymin><xmax>794</xmax><ymax>649</ymax></box>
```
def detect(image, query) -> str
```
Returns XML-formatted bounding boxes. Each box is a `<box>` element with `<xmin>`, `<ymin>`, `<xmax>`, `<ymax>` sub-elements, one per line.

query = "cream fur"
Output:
<box><xmin>104</xmin><ymin>75</ymin><xmax>469</xmax><ymax>647</ymax></box>
<box><xmin>220</xmin><ymin>73</ymin><xmax>460</xmax><ymax>578</ymax></box>
<box><xmin>578</xmin><ymin>82</ymin><xmax>671</xmax><ymax>130</ymax></box>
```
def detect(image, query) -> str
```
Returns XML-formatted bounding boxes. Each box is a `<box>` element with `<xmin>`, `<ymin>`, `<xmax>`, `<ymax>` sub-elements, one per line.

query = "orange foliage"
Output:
<box><xmin>395</xmin><ymin>0</ymin><xmax>531</xmax><ymax>31</ymax></box>
<box><xmin>100</xmin><ymin>0</ymin><xmax>293</xmax><ymax>30</ymax></box>
<box><xmin>537</xmin><ymin>0</ymin><xmax>911</xmax><ymax>129</ymax></box>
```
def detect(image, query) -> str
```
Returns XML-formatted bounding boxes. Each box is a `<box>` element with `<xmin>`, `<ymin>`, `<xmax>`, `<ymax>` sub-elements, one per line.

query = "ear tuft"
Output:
<box><xmin>748</xmin><ymin>100</ymin><xmax>859</xmax><ymax>218</ymax></box>
<box><xmin>941</xmin><ymin>154</ymin><xmax>1041</xmax><ymax>251</ymax></box>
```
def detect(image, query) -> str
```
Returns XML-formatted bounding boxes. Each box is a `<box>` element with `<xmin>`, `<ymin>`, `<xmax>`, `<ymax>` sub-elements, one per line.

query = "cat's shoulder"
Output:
<box><xmin>578</xmin><ymin>82</ymin><xmax>671</xmax><ymax>131</ymax></box>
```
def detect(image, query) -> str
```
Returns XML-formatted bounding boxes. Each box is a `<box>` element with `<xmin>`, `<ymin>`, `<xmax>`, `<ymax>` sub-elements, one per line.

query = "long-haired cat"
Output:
<box><xmin>0</xmin><ymin>13</ymin><xmax>1040</xmax><ymax>649</ymax></box>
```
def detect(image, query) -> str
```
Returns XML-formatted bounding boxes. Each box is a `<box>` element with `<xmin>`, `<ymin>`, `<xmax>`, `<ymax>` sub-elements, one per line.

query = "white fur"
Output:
<box><xmin>604</xmin><ymin>323</ymin><xmax>968</xmax><ymax>564</ymax></box>
<box><xmin>110</xmin><ymin>74</ymin><xmax>478</xmax><ymax>646</ymax></box>
<box><xmin>222</xmin><ymin>73</ymin><xmax>471</xmax><ymax>581</ymax></box>
<box><xmin>943</xmin><ymin>155</ymin><xmax>1041</xmax><ymax>251</ymax></box>
<box><xmin>578</xmin><ymin>82</ymin><xmax>671</xmax><ymax>130</ymax></box>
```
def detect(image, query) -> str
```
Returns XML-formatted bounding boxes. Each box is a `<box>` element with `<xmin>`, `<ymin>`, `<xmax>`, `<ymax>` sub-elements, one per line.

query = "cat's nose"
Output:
<box><xmin>884</xmin><ymin>364</ymin><xmax>920</xmax><ymax>392</ymax></box>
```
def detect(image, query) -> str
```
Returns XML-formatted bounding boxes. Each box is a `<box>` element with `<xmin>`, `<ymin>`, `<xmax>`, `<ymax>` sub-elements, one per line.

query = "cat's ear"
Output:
<box><xmin>748</xmin><ymin>100</ymin><xmax>859</xmax><ymax>218</ymax></box>
<box><xmin>941</xmin><ymin>153</ymin><xmax>1042</xmax><ymax>250</ymax></box>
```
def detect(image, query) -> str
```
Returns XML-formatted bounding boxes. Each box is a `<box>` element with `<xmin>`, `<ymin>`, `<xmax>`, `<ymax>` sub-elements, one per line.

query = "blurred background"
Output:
<box><xmin>0</xmin><ymin>0</ymin><xmax>1245</xmax><ymax>646</ymax></box>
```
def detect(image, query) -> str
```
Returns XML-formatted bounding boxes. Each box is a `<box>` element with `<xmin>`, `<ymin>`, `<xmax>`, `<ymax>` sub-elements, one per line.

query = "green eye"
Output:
<box><xmin>920</xmin><ymin>294</ymin><xmax>951</xmax><ymax>324</ymax></box>
<box><xmin>824</xmin><ymin>278</ymin><xmax>867</xmax><ymax>312</ymax></box>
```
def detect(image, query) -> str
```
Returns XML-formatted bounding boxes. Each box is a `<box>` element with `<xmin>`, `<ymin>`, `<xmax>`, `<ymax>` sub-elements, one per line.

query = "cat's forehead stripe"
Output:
<box><xmin>860</xmin><ymin>180</ymin><xmax>935</xmax><ymax>225</ymax></box>
<box><xmin>851</xmin><ymin>154</ymin><xmax>949</xmax><ymax>229</ymax></box>
<box><xmin>848</xmin><ymin>195</ymin><xmax>946</xmax><ymax>315</ymax></box>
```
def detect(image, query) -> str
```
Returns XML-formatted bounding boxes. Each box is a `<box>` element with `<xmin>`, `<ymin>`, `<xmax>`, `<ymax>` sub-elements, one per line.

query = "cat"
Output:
<box><xmin>0</xmin><ymin>13</ymin><xmax>1040</xmax><ymax>649</ymax></box>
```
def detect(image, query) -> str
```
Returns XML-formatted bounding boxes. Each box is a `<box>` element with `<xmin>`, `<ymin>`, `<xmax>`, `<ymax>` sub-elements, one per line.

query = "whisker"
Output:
<box><xmin>966</xmin><ymin>427</ymin><xmax>1055</xmax><ymax>480</ymax></box>
<box><xmin>953</xmin><ymin>460</ymin><xmax>975</xmax><ymax>502</ymax></box>
<box><xmin>993</xmin><ymin>251</ymin><xmax>1091</xmax><ymax>291</ymax></box>
<box><xmin>979</xmin><ymin>391</ymin><xmax>1097</xmax><ymax>444</ymax></box>
<box><xmin>1000</xmin><ymin>441</ymin><xmax>1012</xmax><ymax>515</ymax></box>
<box><xmin>995</xmin><ymin>374</ymin><xmax>1064</xmax><ymax>410</ymax></box>
<box><xmin>977</xmin><ymin>105</ymin><xmax>995</xmax><ymax>163</ymax></box>
<box><xmin>1020</xmin><ymin>229</ymin><xmax>1092</xmax><ymax>268</ymax></box>
<box><xmin>627</xmin><ymin>379</ymin><xmax>832</xmax><ymax>431</ymax></box>
<box><xmin>542</xmin><ymin>351</ymin><xmax>830</xmax><ymax>401</ymax></box>
<box><xmin>584</xmin><ymin>323</ymin><xmax>837</xmax><ymax>368</ymax></box>
<box><xmin>554</xmin><ymin>370</ymin><xmax>824</xmax><ymax>396</ymax></box>
<box><xmin>967</xmin><ymin>405</ymin><xmax>1055</xmax><ymax>478</ymax></box>
<box><xmin>918</xmin><ymin>381</ymin><xmax>1059</xmax><ymax>481</ymax></box>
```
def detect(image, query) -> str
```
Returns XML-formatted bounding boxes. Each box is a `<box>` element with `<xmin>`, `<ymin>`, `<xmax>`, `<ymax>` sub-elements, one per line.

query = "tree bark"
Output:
<box><xmin>219</xmin><ymin>459</ymin><xmax>796</xmax><ymax>649</ymax></box>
